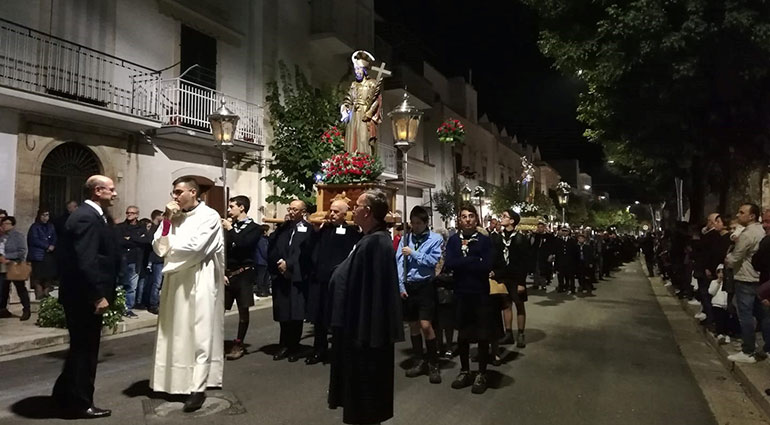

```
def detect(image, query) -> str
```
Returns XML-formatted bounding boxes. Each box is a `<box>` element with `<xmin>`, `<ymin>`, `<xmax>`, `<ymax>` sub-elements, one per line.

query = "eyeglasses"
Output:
<box><xmin>170</xmin><ymin>189</ymin><xmax>192</xmax><ymax>198</ymax></box>
<box><xmin>287</xmin><ymin>207</ymin><xmax>305</xmax><ymax>213</ymax></box>
<box><xmin>126</xmin><ymin>211</ymin><xmax>138</xmax><ymax>215</ymax></box>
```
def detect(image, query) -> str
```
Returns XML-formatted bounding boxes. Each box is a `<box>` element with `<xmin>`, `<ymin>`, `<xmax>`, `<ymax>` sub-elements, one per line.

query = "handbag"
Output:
<box><xmin>489</xmin><ymin>278</ymin><xmax>508</xmax><ymax>295</ymax></box>
<box><xmin>7</xmin><ymin>261</ymin><xmax>32</xmax><ymax>281</ymax></box>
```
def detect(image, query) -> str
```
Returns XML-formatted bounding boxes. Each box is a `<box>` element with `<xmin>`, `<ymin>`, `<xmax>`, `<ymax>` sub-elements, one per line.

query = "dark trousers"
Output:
<box><xmin>578</xmin><ymin>264</ymin><xmax>593</xmax><ymax>291</ymax></box>
<box><xmin>696</xmin><ymin>277</ymin><xmax>713</xmax><ymax>324</ymax></box>
<box><xmin>713</xmin><ymin>307</ymin><xmax>732</xmax><ymax>336</ymax></box>
<box><xmin>0</xmin><ymin>275</ymin><xmax>31</xmax><ymax>311</ymax></box>
<box><xmin>644</xmin><ymin>255</ymin><xmax>655</xmax><ymax>277</ymax></box>
<box><xmin>254</xmin><ymin>265</ymin><xmax>271</xmax><ymax>295</ymax></box>
<box><xmin>279</xmin><ymin>320</ymin><xmax>303</xmax><ymax>350</ymax></box>
<box><xmin>313</xmin><ymin>323</ymin><xmax>328</xmax><ymax>353</ymax></box>
<box><xmin>52</xmin><ymin>302</ymin><xmax>103</xmax><ymax>410</ymax></box>
<box><xmin>557</xmin><ymin>271</ymin><xmax>575</xmax><ymax>292</ymax></box>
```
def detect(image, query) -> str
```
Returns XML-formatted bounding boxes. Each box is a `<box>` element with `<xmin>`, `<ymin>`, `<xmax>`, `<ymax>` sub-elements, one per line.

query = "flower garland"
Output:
<box><xmin>321</xmin><ymin>152</ymin><xmax>384</xmax><ymax>184</ymax></box>
<box><xmin>512</xmin><ymin>201</ymin><xmax>539</xmax><ymax>216</ymax></box>
<box><xmin>437</xmin><ymin>118</ymin><xmax>465</xmax><ymax>145</ymax></box>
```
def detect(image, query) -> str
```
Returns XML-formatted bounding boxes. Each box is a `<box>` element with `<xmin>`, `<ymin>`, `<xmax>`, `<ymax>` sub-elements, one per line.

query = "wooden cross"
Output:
<box><xmin>371</xmin><ymin>62</ymin><xmax>392</xmax><ymax>81</ymax></box>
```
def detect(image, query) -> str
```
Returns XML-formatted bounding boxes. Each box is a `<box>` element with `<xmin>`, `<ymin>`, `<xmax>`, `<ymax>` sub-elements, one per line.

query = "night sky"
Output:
<box><xmin>374</xmin><ymin>1</ymin><xmax>610</xmax><ymax>188</ymax></box>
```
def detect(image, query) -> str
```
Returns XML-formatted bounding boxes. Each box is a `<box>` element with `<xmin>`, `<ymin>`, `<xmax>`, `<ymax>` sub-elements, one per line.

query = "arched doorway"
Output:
<box><xmin>40</xmin><ymin>143</ymin><xmax>102</xmax><ymax>216</ymax></box>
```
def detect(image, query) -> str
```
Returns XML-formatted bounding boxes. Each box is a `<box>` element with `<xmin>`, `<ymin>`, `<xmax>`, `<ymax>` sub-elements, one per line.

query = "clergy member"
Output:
<box><xmin>151</xmin><ymin>176</ymin><xmax>226</xmax><ymax>413</ymax></box>
<box><xmin>268</xmin><ymin>199</ymin><xmax>313</xmax><ymax>362</ymax></box>
<box><xmin>305</xmin><ymin>199</ymin><xmax>361</xmax><ymax>365</ymax></box>
<box><xmin>328</xmin><ymin>189</ymin><xmax>404</xmax><ymax>424</ymax></box>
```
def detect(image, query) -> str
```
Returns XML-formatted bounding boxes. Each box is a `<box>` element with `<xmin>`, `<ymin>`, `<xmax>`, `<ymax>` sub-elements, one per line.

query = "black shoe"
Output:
<box><xmin>305</xmin><ymin>351</ymin><xmax>325</xmax><ymax>365</ymax></box>
<box><xmin>133</xmin><ymin>304</ymin><xmax>147</xmax><ymax>310</ymax></box>
<box><xmin>491</xmin><ymin>356</ymin><xmax>502</xmax><ymax>367</ymax></box>
<box><xmin>516</xmin><ymin>332</ymin><xmax>526</xmax><ymax>348</ymax></box>
<box><xmin>148</xmin><ymin>306</ymin><xmax>159</xmax><ymax>315</ymax></box>
<box><xmin>471</xmin><ymin>373</ymin><xmax>488</xmax><ymax>394</ymax></box>
<box><xmin>0</xmin><ymin>309</ymin><xmax>12</xmax><ymax>318</ymax></box>
<box><xmin>65</xmin><ymin>406</ymin><xmax>112</xmax><ymax>419</ymax></box>
<box><xmin>442</xmin><ymin>349</ymin><xmax>455</xmax><ymax>359</ymax></box>
<box><xmin>288</xmin><ymin>350</ymin><xmax>303</xmax><ymax>363</ymax></box>
<box><xmin>406</xmin><ymin>359</ymin><xmax>427</xmax><ymax>377</ymax></box>
<box><xmin>183</xmin><ymin>392</ymin><xmax>205</xmax><ymax>412</ymax></box>
<box><xmin>428</xmin><ymin>362</ymin><xmax>442</xmax><ymax>384</ymax></box>
<box><xmin>20</xmin><ymin>309</ymin><xmax>31</xmax><ymax>321</ymax></box>
<box><xmin>273</xmin><ymin>347</ymin><xmax>289</xmax><ymax>361</ymax></box>
<box><xmin>451</xmin><ymin>371</ymin><xmax>473</xmax><ymax>389</ymax></box>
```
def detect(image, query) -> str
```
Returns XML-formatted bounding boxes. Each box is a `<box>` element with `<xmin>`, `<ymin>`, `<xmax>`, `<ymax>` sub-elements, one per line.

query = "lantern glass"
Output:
<box><xmin>388</xmin><ymin>92</ymin><xmax>423</xmax><ymax>146</ymax></box>
<box><xmin>461</xmin><ymin>186</ymin><xmax>472</xmax><ymax>202</ymax></box>
<box><xmin>391</xmin><ymin>114</ymin><xmax>410</xmax><ymax>143</ymax></box>
<box><xmin>208</xmin><ymin>100</ymin><xmax>240</xmax><ymax>147</ymax></box>
<box><xmin>558</xmin><ymin>193</ymin><xmax>568</xmax><ymax>206</ymax></box>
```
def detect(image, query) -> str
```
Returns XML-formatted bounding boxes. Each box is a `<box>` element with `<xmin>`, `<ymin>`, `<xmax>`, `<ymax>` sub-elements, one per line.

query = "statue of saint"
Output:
<box><xmin>340</xmin><ymin>51</ymin><xmax>385</xmax><ymax>156</ymax></box>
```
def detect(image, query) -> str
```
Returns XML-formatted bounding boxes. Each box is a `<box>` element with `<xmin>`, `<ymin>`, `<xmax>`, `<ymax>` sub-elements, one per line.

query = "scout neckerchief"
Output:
<box><xmin>411</xmin><ymin>230</ymin><xmax>429</xmax><ymax>251</ymax></box>
<box><xmin>232</xmin><ymin>217</ymin><xmax>253</xmax><ymax>234</ymax></box>
<box><xmin>501</xmin><ymin>228</ymin><xmax>517</xmax><ymax>265</ymax></box>
<box><xmin>459</xmin><ymin>231</ymin><xmax>479</xmax><ymax>257</ymax></box>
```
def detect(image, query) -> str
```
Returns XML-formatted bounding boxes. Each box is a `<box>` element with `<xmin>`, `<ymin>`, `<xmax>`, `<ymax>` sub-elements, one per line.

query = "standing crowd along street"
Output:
<box><xmin>0</xmin><ymin>175</ymin><xmax>646</xmax><ymax>423</ymax></box>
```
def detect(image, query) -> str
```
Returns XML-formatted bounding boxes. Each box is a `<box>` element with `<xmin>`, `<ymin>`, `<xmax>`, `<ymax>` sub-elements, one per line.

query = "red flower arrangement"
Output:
<box><xmin>321</xmin><ymin>126</ymin><xmax>344</xmax><ymax>145</ymax></box>
<box><xmin>437</xmin><ymin>118</ymin><xmax>466</xmax><ymax>144</ymax></box>
<box><xmin>322</xmin><ymin>152</ymin><xmax>384</xmax><ymax>184</ymax></box>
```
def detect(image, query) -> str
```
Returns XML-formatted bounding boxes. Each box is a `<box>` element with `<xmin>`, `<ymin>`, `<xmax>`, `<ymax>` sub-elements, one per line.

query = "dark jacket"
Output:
<box><xmin>225</xmin><ymin>218</ymin><xmax>262</xmax><ymax>270</ymax></box>
<box><xmin>2</xmin><ymin>229</ymin><xmax>27</xmax><ymax>262</ymax></box>
<box><xmin>554</xmin><ymin>236</ymin><xmax>580</xmax><ymax>272</ymax></box>
<box><xmin>490</xmin><ymin>230</ymin><xmax>529</xmax><ymax>284</ymax></box>
<box><xmin>752</xmin><ymin>234</ymin><xmax>770</xmax><ymax>284</ymax></box>
<box><xmin>58</xmin><ymin>203</ymin><xmax>120</xmax><ymax>305</ymax></box>
<box><xmin>116</xmin><ymin>221</ymin><xmax>151</xmax><ymax>266</ymax></box>
<box><xmin>27</xmin><ymin>222</ymin><xmax>57</xmax><ymax>262</ymax></box>
<box><xmin>444</xmin><ymin>231</ymin><xmax>492</xmax><ymax>295</ymax></box>
<box><xmin>577</xmin><ymin>242</ymin><xmax>595</xmax><ymax>265</ymax></box>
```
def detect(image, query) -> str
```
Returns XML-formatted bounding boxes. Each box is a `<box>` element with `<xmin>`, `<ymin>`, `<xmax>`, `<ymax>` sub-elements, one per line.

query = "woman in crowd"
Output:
<box><xmin>0</xmin><ymin>216</ymin><xmax>30</xmax><ymax>320</ymax></box>
<box><xmin>444</xmin><ymin>204</ymin><xmax>498</xmax><ymax>394</ymax></box>
<box><xmin>27</xmin><ymin>208</ymin><xmax>58</xmax><ymax>300</ymax></box>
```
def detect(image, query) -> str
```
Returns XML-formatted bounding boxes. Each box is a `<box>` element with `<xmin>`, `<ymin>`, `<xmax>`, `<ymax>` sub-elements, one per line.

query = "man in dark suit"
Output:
<box><xmin>268</xmin><ymin>199</ymin><xmax>314</xmax><ymax>362</ymax></box>
<box><xmin>52</xmin><ymin>175</ymin><xmax>120</xmax><ymax>419</ymax></box>
<box><xmin>554</xmin><ymin>227</ymin><xmax>580</xmax><ymax>294</ymax></box>
<box><xmin>576</xmin><ymin>233</ymin><xmax>596</xmax><ymax>294</ymax></box>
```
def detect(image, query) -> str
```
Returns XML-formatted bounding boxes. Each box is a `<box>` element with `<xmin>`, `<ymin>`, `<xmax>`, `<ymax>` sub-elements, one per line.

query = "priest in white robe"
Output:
<box><xmin>151</xmin><ymin>176</ymin><xmax>225</xmax><ymax>413</ymax></box>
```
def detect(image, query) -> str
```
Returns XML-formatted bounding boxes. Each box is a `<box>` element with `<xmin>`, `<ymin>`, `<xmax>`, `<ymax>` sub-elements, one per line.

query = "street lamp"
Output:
<box><xmin>388</xmin><ymin>92</ymin><xmax>423</xmax><ymax>284</ymax></box>
<box><xmin>556</xmin><ymin>181</ymin><xmax>571</xmax><ymax>225</ymax></box>
<box><xmin>473</xmin><ymin>185</ymin><xmax>485</xmax><ymax>220</ymax></box>
<box><xmin>461</xmin><ymin>184</ymin><xmax>472</xmax><ymax>203</ymax></box>
<box><xmin>208</xmin><ymin>99</ymin><xmax>240</xmax><ymax>217</ymax></box>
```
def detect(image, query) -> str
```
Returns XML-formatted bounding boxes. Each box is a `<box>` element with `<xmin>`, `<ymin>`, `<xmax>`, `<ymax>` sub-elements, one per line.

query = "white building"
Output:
<box><xmin>0</xmin><ymin>0</ymin><xmax>374</xmax><ymax>230</ymax></box>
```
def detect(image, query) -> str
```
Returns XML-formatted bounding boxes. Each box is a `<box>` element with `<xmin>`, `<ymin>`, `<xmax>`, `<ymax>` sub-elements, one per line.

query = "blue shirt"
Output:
<box><xmin>395</xmin><ymin>230</ymin><xmax>443</xmax><ymax>294</ymax></box>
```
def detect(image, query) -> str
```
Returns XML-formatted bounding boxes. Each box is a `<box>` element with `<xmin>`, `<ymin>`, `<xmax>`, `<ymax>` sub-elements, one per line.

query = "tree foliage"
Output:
<box><xmin>490</xmin><ymin>181</ymin><xmax>523</xmax><ymax>214</ymax></box>
<box><xmin>264</xmin><ymin>62</ymin><xmax>344</xmax><ymax>207</ymax></box>
<box><xmin>522</xmin><ymin>0</ymin><xmax>770</xmax><ymax>220</ymax></box>
<box><xmin>432</xmin><ymin>181</ymin><xmax>457</xmax><ymax>227</ymax></box>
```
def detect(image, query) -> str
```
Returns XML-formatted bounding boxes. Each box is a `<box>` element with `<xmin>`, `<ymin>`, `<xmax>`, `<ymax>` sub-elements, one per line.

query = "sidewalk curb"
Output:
<box><xmin>0</xmin><ymin>298</ymin><xmax>273</xmax><ymax>358</ymax></box>
<box><xmin>648</xmin><ymin>272</ymin><xmax>770</xmax><ymax>422</ymax></box>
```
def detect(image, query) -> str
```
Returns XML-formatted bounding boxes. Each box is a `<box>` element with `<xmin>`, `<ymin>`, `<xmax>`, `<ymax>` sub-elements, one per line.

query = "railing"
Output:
<box><xmin>377</xmin><ymin>142</ymin><xmax>398</xmax><ymax>175</ymax></box>
<box><xmin>0</xmin><ymin>18</ymin><xmax>160</xmax><ymax>117</ymax></box>
<box><xmin>147</xmin><ymin>78</ymin><xmax>265</xmax><ymax>145</ymax></box>
<box><xmin>406</xmin><ymin>157</ymin><xmax>436</xmax><ymax>185</ymax></box>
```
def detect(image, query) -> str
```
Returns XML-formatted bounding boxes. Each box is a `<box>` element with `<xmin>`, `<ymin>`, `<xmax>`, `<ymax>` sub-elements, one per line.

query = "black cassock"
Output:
<box><xmin>268</xmin><ymin>219</ymin><xmax>313</xmax><ymax>322</ymax></box>
<box><xmin>328</xmin><ymin>230</ymin><xmax>404</xmax><ymax>425</ymax></box>
<box><xmin>306</xmin><ymin>223</ymin><xmax>361</xmax><ymax>324</ymax></box>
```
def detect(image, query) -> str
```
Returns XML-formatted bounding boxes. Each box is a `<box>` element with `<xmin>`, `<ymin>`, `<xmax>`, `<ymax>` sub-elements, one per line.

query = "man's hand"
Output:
<box><xmin>224</xmin><ymin>276</ymin><xmax>230</xmax><ymax>286</ymax></box>
<box><xmin>517</xmin><ymin>285</ymin><xmax>526</xmax><ymax>293</ymax></box>
<box><xmin>165</xmin><ymin>201</ymin><xmax>181</xmax><ymax>219</ymax></box>
<box><xmin>489</xmin><ymin>271</ymin><xmax>496</xmax><ymax>278</ymax></box>
<box><xmin>221</xmin><ymin>218</ymin><xmax>233</xmax><ymax>231</ymax></box>
<box><xmin>402</xmin><ymin>246</ymin><xmax>413</xmax><ymax>257</ymax></box>
<box><xmin>47</xmin><ymin>245</ymin><xmax>55</xmax><ymax>252</ymax></box>
<box><xmin>94</xmin><ymin>297</ymin><xmax>109</xmax><ymax>314</ymax></box>
<box><xmin>763</xmin><ymin>299</ymin><xmax>770</xmax><ymax>307</ymax></box>
<box><xmin>277</xmin><ymin>259</ymin><xmax>287</xmax><ymax>274</ymax></box>
<box><xmin>400</xmin><ymin>291</ymin><xmax>408</xmax><ymax>300</ymax></box>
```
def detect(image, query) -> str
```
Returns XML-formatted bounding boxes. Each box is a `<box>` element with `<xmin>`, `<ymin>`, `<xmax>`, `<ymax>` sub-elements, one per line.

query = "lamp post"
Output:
<box><xmin>388</xmin><ymin>92</ymin><xmax>423</xmax><ymax>285</ymax></box>
<box><xmin>556</xmin><ymin>181</ymin><xmax>571</xmax><ymax>226</ymax></box>
<box><xmin>208</xmin><ymin>99</ymin><xmax>240</xmax><ymax>217</ymax></box>
<box><xmin>473</xmin><ymin>185</ymin><xmax>485</xmax><ymax>222</ymax></box>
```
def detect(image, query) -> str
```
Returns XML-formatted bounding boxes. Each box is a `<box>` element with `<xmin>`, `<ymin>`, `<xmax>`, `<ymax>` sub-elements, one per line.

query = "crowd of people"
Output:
<box><xmin>648</xmin><ymin>204</ymin><xmax>770</xmax><ymax>364</ymax></box>
<box><xmin>1</xmin><ymin>175</ymin><xmax>645</xmax><ymax>424</ymax></box>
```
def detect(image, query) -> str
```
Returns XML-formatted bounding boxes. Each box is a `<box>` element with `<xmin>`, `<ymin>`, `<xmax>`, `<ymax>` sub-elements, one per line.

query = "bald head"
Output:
<box><xmin>329</xmin><ymin>199</ymin><xmax>350</xmax><ymax>225</ymax></box>
<box><xmin>84</xmin><ymin>174</ymin><xmax>117</xmax><ymax>208</ymax></box>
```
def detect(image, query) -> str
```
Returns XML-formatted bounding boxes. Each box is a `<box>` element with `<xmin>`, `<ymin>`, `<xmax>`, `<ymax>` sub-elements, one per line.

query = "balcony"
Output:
<box><xmin>136</xmin><ymin>77</ymin><xmax>265</xmax><ymax>151</ymax></box>
<box><xmin>0</xmin><ymin>18</ymin><xmax>161</xmax><ymax>131</ymax></box>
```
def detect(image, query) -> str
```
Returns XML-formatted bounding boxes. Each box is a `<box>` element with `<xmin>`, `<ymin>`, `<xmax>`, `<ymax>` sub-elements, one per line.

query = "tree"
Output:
<box><xmin>522</xmin><ymin>0</ymin><xmax>770</xmax><ymax>221</ymax></box>
<box><xmin>432</xmin><ymin>181</ymin><xmax>456</xmax><ymax>228</ymax></box>
<box><xmin>533</xmin><ymin>191</ymin><xmax>557</xmax><ymax>219</ymax></box>
<box><xmin>263</xmin><ymin>62</ymin><xmax>344</xmax><ymax>207</ymax></box>
<box><xmin>490</xmin><ymin>181</ymin><xmax>523</xmax><ymax>214</ymax></box>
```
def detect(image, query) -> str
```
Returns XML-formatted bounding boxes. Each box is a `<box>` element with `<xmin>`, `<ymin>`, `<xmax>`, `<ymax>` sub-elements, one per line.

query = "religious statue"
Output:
<box><xmin>340</xmin><ymin>50</ymin><xmax>390</xmax><ymax>156</ymax></box>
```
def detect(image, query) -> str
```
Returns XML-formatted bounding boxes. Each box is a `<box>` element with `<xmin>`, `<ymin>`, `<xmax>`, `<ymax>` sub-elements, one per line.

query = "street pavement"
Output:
<box><xmin>0</xmin><ymin>261</ymin><xmax>719</xmax><ymax>425</ymax></box>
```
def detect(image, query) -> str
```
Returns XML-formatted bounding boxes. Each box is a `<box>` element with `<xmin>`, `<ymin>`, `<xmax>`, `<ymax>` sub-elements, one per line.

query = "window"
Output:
<box><xmin>181</xmin><ymin>25</ymin><xmax>217</xmax><ymax>89</ymax></box>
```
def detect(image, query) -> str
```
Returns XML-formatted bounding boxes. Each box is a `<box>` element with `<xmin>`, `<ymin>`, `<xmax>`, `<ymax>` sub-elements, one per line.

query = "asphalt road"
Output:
<box><xmin>0</xmin><ymin>261</ymin><xmax>717</xmax><ymax>425</ymax></box>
